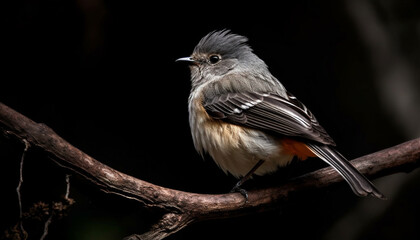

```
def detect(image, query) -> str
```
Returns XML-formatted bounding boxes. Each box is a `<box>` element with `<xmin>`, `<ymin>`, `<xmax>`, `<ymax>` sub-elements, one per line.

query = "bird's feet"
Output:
<box><xmin>229</xmin><ymin>160</ymin><xmax>265</xmax><ymax>202</ymax></box>
<box><xmin>230</xmin><ymin>181</ymin><xmax>249</xmax><ymax>202</ymax></box>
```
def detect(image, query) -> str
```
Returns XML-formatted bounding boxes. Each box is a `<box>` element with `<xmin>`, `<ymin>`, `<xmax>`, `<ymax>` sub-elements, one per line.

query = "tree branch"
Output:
<box><xmin>1</xmin><ymin>101</ymin><xmax>420</xmax><ymax>240</ymax></box>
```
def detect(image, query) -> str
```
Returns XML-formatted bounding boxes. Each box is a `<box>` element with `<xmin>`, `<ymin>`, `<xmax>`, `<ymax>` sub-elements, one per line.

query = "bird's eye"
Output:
<box><xmin>208</xmin><ymin>54</ymin><xmax>221</xmax><ymax>64</ymax></box>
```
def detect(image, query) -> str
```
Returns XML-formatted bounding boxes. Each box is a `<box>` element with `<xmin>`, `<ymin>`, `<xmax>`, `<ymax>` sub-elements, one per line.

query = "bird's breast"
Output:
<box><xmin>188</xmin><ymin>94</ymin><xmax>243</xmax><ymax>155</ymax></box>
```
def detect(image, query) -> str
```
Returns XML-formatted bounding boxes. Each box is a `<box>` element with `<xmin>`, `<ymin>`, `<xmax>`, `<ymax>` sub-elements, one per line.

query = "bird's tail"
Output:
<box><xmin>305</xmin><ymin>143</ymin><xmax>386</xmax><ymax>199</ymax></box>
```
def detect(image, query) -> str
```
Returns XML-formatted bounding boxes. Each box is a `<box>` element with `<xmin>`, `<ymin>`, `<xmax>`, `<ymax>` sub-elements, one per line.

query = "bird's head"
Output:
<box><xmin>177</xmin><ymin>30</ymin><xmax>265</xmax><ymax>86</ymax></box>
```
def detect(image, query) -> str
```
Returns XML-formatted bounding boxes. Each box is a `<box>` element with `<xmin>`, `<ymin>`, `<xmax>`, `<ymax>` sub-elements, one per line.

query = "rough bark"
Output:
<box><xmin>1</xmin><ymin>102</ymin><xmax>419</xmax><ymax>240</ymax></box>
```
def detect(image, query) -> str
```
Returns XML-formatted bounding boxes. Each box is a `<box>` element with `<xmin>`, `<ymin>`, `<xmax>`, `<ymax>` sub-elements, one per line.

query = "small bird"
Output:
<box><xmin>177</xmin><ymin>30</ymin><xmax>385</xmax><ymax>199</ymax></box>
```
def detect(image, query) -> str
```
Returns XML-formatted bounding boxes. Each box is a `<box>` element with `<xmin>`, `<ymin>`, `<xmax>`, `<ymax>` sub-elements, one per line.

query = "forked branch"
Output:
<box><xmin>1</xmin><ymin>102</ymin><xmax>419</xmax><ymax>240</ymax></box>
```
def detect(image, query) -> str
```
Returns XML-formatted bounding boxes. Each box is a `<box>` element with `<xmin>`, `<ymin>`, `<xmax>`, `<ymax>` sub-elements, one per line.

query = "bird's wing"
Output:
<box><xmin>203</xmin><ymin>91</ymin><xmax>335</xmax><ymax>146</ymax></box>
<box><xmin>203</xmin><ymin>91</ymin><xmax>387</xmax><ymax>199</ymax></box>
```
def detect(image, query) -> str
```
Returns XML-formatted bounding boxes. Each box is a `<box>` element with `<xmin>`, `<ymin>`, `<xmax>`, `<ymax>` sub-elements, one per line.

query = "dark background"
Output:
<box><xmin>1</xmin><ymin>0</ymin><xmax>420</xmax><ymax>239</ymax></box>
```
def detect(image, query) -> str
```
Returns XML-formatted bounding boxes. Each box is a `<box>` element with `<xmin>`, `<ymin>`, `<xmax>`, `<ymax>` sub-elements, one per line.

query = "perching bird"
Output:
<box><xmin>177</xmin><ymin>30</ymin><xmax>385</xmax><ymax>199</ymax></box>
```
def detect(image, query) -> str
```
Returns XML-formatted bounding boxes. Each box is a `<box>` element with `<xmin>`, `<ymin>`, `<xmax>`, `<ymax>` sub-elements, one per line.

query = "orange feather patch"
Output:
<box><xmin>281</xmin><ymin>138</ymin><xmax>316</xmax><ymax>160</ymax></box>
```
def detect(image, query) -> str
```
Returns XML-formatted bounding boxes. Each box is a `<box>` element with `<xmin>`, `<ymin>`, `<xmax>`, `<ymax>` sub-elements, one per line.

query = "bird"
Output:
<box><xmin>177</xmin><ymin>29</ymin><xmax>385</xmax><ymax>199</ymax></box>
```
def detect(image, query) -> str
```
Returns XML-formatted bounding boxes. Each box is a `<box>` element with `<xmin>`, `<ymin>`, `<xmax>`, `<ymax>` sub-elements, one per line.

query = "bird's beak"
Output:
<box><xmin>176</xmin><ymin>57</ymin><xmax>196</xmax><ymax>64</ymax></box>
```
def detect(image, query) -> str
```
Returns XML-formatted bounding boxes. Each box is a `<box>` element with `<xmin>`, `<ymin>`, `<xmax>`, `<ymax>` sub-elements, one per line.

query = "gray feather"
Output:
<box><xmin>194</xmin><ymin>29</ymin><xmax>252</xmax><ymax>60</ymax></box>
<box><xmin>305</xmin><ymin>144</ymin><xmax>386</xmax><ymax>199</ymax></box>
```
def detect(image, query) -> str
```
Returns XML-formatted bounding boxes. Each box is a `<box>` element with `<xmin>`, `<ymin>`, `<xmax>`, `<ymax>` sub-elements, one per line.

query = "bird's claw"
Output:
<box><xmin>230</xmin><ymin>183</ymin><xmax>249</xmax><ymax>202</ymax></box>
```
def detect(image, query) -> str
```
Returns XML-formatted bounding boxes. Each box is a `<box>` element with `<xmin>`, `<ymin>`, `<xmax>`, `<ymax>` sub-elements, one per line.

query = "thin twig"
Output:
<box><xmin>39</xmin><ymin>214</ymin><xmax>53</xmax><ymax>240</ymax></box>
<box><xmin>39</xmin><ymin>175</ymin><xmax>72</xmax><ymax>240</ymax></box>
<box><xmin>65</xmin><ymin>174</ymin><xmax>71</xmax><ymax>200</ymax></box>
<box><xmin>16</xmin><ymin>139</ymin><xmax>29</xmax><ymax>240</ymax></box>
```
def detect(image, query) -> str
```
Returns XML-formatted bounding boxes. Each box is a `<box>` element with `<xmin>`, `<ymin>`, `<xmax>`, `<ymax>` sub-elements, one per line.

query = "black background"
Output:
<box><xmin>1</xmin><ymin>1</ymin><xmax>420</xmax><ymax>239</ymax></box>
